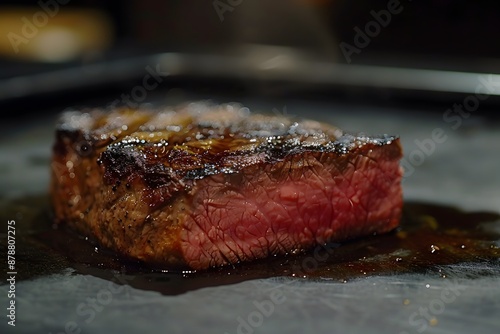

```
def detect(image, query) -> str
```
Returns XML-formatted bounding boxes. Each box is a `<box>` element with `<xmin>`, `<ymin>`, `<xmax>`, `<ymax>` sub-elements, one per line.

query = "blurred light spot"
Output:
<box><xmin>33</xmin><ymin>27</ymin><xmax>82</xmax><ymax>62</ymax></box>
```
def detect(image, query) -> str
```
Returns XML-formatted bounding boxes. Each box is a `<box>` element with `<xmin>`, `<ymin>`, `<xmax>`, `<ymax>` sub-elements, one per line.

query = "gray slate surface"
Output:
<box><xmin>1</xmin><ymin>98</ymin><xmax>499</xmax><ymax>334</ymax></box>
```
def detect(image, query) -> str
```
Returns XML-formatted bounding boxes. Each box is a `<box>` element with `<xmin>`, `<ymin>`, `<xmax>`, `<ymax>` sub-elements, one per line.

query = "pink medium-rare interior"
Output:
<box><xmin>180</xmin><ymin>147</ymin><xmax>403</xmax><ymax>269</ymax></box>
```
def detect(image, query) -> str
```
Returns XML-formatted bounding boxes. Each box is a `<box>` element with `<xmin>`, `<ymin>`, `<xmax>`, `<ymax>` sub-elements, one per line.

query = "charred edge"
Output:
<box><xmin>256</xmin><ymin>134</ymin><xmax>399</xmax><ymax>162</ymax></box>
<box><xmin>53</xmin><ymin>129</ymin><xmax>79</xmax><ymax>156</ymax></box>
<box><xmin>98</xmin><ymin>144</ymin><xmax>181</xmax><ymax>188</ymax></box>
<box><xmin>98</xmin><ymin>143</ymin><xmax>187</xmax><ymax>210</ymax></box>
<box><xmin>98</xmin><ymin>144</ymin><xmax>146</xmax><ymax>186</ymax></box>
<box><xmin>53</xmin><ymin>128</ymin><xmax>96</xmax><ymax>158</ymax></box>
<box><xmin>97</xmin><ymin>133</ymin><xmax>400</xmax><ymax>187</ymax></box>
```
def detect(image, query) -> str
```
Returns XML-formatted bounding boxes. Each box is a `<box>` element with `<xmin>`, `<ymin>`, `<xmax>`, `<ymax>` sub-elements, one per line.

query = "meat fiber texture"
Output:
<box><xmin>51</xmin><ymin>102</ymin><xmax>403</xmax><ymax>270</ymax></box>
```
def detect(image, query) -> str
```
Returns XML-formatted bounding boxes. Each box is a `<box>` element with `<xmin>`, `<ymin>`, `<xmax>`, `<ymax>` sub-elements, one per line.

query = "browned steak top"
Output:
<box><xmin>55</xmin><ymin>103</ymin><xmax>398</xmax><ymax>206</ymax></box>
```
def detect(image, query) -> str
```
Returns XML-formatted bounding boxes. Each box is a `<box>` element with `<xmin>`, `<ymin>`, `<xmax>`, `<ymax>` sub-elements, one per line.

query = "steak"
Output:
<box><xmin>51</xmin><ymin>102</ymin><xmax>403</xmax><ymax>270</ymax></box>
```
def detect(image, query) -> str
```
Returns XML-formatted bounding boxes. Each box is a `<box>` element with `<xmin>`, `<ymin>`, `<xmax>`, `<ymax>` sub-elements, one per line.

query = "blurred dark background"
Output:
<box><xmin>2</xmin><ymin>0</ymin><xmax>500</xmax><ymax>117</ymax></box>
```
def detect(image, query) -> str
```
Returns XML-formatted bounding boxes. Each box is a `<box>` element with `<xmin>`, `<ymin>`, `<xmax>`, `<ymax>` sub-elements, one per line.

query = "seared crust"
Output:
<box><xmin>54</xmin><ymin>103</ymin><xmax>397</xmax><ymax>208</ymax></box>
